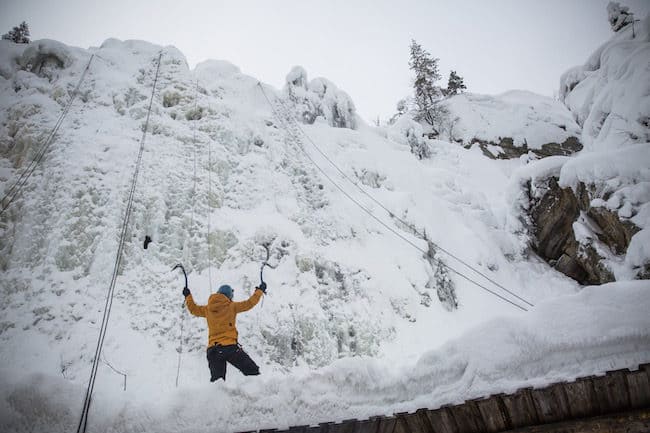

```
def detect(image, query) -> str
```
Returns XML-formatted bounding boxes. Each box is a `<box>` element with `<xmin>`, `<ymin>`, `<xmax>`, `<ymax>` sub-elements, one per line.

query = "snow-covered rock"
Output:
<box><xmin>514</xmin><ymin>13</ymin><xmax>650</xmax><ymax>284</ymax></box>
<box><xmin>441</xmin><ymin>90</ymin><xmax>582</xmax><ymax>159</ymax></box>
<box><xmin>560</xmin><ymin>13</ymin><xmax>650</xmax><ymax>151</ymax></box>
<box><xmin>284</xmin><ymin>65</ymin><xmax>358</xmax><ymax>129</ymax></box>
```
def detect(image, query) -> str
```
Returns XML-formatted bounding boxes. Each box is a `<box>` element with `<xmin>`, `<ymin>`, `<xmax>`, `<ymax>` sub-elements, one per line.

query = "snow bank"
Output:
<box><xmin>1</xmin><ymin>281</ymin><xmax>648</xmax><ymax>432</ymax></box>
<box><xmin>558</xmin><ymin>142</ymin><xmax>650</xmax><ymax>194</ymax></box>
<box><xmin>284</xmin><ymin>65</ymin><xmax>358</xmax><ymax>129</ymax></box>
<box><xmin>442</xmin><ymin>90</ymin><xmax>581</xmax><ymax>149</ymax></box>
<box><xmin>560</xmin><ymin>14</ymin><xmax>650</xmax><ymax>151</ymax></box>
<box><xmin>508</xmin><ymin>155</ymin><xmax>569</xmax><ymax>204</ymax></box>
<box><xmin>194</xmin><ymin>59</ymin><xmax>241</xmax><ymax>80</ymax></box>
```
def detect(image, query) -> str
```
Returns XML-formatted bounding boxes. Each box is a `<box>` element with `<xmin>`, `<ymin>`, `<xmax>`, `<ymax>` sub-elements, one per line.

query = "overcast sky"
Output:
<box><xmin>1</xmin><ymin>0</ymin><xmax>649</xmax><ymax>122</ymax></box>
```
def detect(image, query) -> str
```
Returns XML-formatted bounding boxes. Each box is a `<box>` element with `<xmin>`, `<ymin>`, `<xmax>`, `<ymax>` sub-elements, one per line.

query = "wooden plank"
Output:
<box><xmin>328</xmin><ymin>420</ymin><xmax>356</xmax><ymax>433</ymax></box>
<box><xmin>530</xmin><ymin>382</ymin><xmax>570</xmax><ymax>423</ymax></box>
<box><xmin>498</xmin><ymin>408</ymin><xmax>650</xmax><ymax>433</ymax></box>
<box><xmin>306</xmin><ymin>426</ymin><xmax>322</xmax><ymax>433</ymax></box>
<box><xmin>415</xmin><ymin>409</ymin><xmax>435</xmax><ymax>433</ymax></box>
<box><xmin>563</xmin><ymin>376</ymin><xmax>599</xmax><ymax>418</ymax></box>
<box><xmin>627</xmin><ymin>369</ymin><xmax>650</xmax><ymax>409</ymax></box>
<box><xmin>640</xmin><ymin>363</ymin><xmax>650</xmax><ymax>376</ymax></box>
<box><xmin>376</xmin><ymin>416</ymin><xmax>397</xmax><ymax>433</ymax></box>
<box><xmin>592</xmin><ymin>370</ymin><xmax>630</xmax><ymax>413</ymax></box>
<box><xmin>288</xmin><ymin>426</ymin><xmax>309</xmax><ymax>433</ymax></box>
<box><xmin>425</xmin><ymin>406</ymin><xmax>459</xmax><ymax>433</ymax></box>
<box><xmin>501</xmin><ymin>388</ymin><xmax>539</xmax><ymax>428</ymax></box>
<box><xmin>396</xmin><ymin>410</ymin><xmax>434</xmax><ymax>433</ymax></box>
<box><xmin>475</xmin><ymin>395</ymin><xmax>510</xmax><ymax>433</ymax></box>
<box><xmin>448</xmin><ymin>400</ymin><xmax>486</xmax><ymax>433</ymax></box>
<box><xmin>394</xmin><ymin>413</ymin><xmax>414</xmax><ymax>433</ymax></box>
<box><xmin>356</xmin><ymin>417</ymin><xmax>382</xmax><ymax>433</ymax></box>
<box><xmin>317</xmin><ymin>422</ymin><xmax>334</xmax><ymax>433</ymax></box>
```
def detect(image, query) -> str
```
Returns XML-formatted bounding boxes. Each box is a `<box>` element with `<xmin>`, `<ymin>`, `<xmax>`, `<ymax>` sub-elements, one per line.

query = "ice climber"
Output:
<box><xmin>183</xmin><ymin>282</ymin><xmax>266</xmax><ymax>382</ymax></box>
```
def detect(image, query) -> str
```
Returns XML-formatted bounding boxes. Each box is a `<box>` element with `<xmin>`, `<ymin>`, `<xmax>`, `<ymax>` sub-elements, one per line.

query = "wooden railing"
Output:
<box><xmin>240</xmin><ymin>364</ymin><xmax>650</xmax><ymax>433</ymax></box>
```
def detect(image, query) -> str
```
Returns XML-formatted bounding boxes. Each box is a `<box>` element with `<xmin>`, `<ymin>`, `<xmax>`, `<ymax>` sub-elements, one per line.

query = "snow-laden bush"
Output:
<box><xmin>284</xmin><ymin>66</ymin><xmax>357</xmax><ymax>129</ymax></box>
<box><xmin>162</xmin><ymin>90</ymin><xmax>182</xmax><ymax>108</ymax></box>
<box><xmin>607</xmin><ymin>2</ymin><xmax>634</xmax><ymax>32</ymax></box>
<box><xmin>387</xmin><ymin>115</ymin><xmax>431</xmax><ymax>159</ymax></box>
<box><xmin>425</xmin><ymin>241</ymin><xmax>458</xmax><ymax>311</ymax></box>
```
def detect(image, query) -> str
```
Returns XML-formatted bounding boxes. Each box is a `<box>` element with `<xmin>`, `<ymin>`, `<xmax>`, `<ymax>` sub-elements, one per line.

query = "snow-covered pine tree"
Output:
<box><xmin>445</xmin><ymin>70</ymin><xmax>467</xmax><ymax>96</ymax></box>
<box><xmin>409</xmin><ymin>40</ymin><xmax>444</xmax><ymax>131</ymax></box>
<box><xmin>424</xmin><ymin>239</ymin><xmax>458</xmax><ymax>311</ymax></box>
<box><xmin>2</xmin><ymin>21</ymin><xmax>30</xmax><ymax>44</ymax></box>
<box><xmin>607</xmin><ymin>2</ymin><xmax>634</xmax><ymax>32</ymax></box>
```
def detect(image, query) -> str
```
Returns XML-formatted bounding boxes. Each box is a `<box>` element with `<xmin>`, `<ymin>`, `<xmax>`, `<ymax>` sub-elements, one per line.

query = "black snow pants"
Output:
<box><xmin>206</xmin><ymin>343</ymin><xmax>260</xmax><ymax>382</ymax></box>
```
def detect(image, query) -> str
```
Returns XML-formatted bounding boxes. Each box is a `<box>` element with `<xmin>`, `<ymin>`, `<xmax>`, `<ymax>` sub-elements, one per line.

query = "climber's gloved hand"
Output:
<box><xmin>182</xmin><ymin>287</ymin><xmax>191</xmax><ymax>298</ymax></box>
<box><xmin>257</xmin><ymin>282</ymin><xmax>267</xmax><ymax>293</ymax></box>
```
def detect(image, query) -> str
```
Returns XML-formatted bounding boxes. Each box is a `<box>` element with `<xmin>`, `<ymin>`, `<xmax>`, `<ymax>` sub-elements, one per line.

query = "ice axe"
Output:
<box><xmin>172</xmin><ymin>263</ymin><xmax>188</xmax><ymax>289</ymax></box>
<box><xmin>259</xmin><ymin>244</ymin><xmax>277</xmax><ymax>287</ymax></box>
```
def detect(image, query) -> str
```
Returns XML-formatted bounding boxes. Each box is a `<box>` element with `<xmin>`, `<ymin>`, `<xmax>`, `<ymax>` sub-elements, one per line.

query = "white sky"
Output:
<box><xmin>1</xmin><ymin>0</ymin><xmax>649</xmax><ymax>122</ymax></box>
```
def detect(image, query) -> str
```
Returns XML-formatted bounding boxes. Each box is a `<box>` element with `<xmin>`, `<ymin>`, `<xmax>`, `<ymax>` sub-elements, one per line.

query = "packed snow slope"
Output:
<box><xmin>0</xmin><ymin>34</ymin><xmax>647</xmax><ymax>432</ymax></box>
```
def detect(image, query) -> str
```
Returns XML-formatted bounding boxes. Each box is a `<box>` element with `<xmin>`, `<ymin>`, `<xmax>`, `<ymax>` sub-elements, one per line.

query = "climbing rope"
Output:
<box><xmin>274</xmin><ymin>92</ymin><xmax>533</xmax><ymax>308</ymax></box>
<box><xmin>76</xmin><ymin>51</ymin><xmax>163</xmax><ymax>433</ymax></box>
<box><xmin>206</xmin><ymin>92</ymin><xmax>214</xmax><ymax>293</ymax></box>
<box><xmin>0</xmin><ymin>54</ymin><xmax>94</xmax><ymax>216</ymax></box>
<box><xmin>257</xmin><ymin>83</ymin><xmax>531</xmax><ymax>312</ymax></box>
<box><xmin>175</xmin><ymin>79</ymin><xmax>200</xmax><ymax>388</ymax></box>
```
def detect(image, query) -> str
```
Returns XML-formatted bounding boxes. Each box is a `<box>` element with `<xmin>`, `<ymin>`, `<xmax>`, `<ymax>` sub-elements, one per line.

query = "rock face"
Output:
<box><xmin>474</xmin><ymin>136</ymin><xmax>582</xmax><ymax>160</ymax></box>
<box><xmin>527</xmin><ymin>177</ymin><xmax>640</xmax><ymax>285</ymax></box>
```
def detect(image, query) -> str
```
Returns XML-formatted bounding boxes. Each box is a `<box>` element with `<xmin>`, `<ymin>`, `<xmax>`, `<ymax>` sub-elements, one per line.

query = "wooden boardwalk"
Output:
<box><xmin>241</xmin><ymin>364</ymin><xmax>650</xmax><ymax>433</ymax></box>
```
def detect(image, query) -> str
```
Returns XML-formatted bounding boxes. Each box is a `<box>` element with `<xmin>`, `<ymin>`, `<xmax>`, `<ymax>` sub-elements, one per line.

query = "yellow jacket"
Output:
<box><xmin>185</xmin><ymin>289</ymin><xmax>263</xmax><ymax>347</ymax></box>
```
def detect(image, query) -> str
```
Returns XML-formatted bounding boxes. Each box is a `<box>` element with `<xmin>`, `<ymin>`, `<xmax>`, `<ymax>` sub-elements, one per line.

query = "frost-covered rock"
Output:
<box><xmin>18</xmin><ymin>39</ymin><xmax>75</xmax><ymax>80</ymax></box>
<box><xmin>442</xmin><ymin>91</ymin><xmax>582</xmax><ymax>159</ymax></box>
<box><xmin>510</xmin><ymin>12</ymin><xmax>650</xmax><ymax>285</ymax></box>
<box><xmin>513</xmin><ymin>144</ymin><xmax>649</xmax><ymax>284</ymax></box>
<box><xmin>284</xmin><ymin>65</ymin><xmax>357</xmax><ymax>129</ymax></box>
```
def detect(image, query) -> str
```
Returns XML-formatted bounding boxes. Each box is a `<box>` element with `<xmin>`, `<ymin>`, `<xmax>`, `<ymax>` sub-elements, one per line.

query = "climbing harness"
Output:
<box><xmin>76</xmin><ymin>51</ymin><xmax>163</xmax><ymax>433</ymax></box>
<box><xmin>256</xmin><ymin>83</ymin><xmax>533</xmax><ymax>312</ymax></box>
